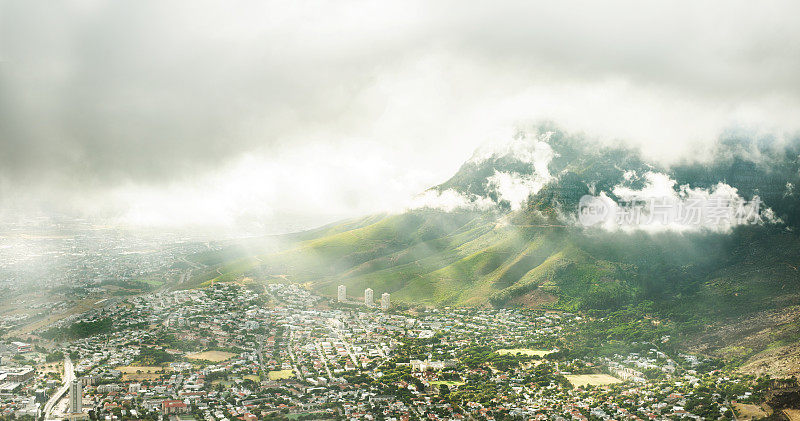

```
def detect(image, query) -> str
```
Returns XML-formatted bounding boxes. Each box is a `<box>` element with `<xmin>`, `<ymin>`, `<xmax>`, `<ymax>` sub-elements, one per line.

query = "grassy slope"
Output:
<box><xmin>185</xmin><ymin>211</ymin><xmax>800</xmax><ymax>323</ymax></box>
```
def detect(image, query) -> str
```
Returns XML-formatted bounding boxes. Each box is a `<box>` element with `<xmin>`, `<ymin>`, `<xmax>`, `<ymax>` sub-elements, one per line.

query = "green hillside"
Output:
<box><xmin>184</xmin><ymin>209</ymin><xmax>800</xmax><ymax>323</ymax></box>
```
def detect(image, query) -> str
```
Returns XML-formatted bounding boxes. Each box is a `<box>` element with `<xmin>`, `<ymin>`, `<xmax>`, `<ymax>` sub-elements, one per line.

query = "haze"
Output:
<box><xmin>2</xmin><ymin>0</ymin><xmax>799</xmax><ymax>233</ymax></box>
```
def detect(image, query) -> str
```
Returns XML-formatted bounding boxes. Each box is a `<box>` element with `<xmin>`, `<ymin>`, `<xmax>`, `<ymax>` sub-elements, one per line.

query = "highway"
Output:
<box><xmin>43</xmin><ymin>356</ymin><xmax>74</xmax><ymax>420</ymax></box>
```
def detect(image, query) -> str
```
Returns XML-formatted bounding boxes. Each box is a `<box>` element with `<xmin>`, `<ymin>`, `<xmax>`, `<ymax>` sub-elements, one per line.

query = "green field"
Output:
<box><xmin>140</xmin><ymin>279</ymin><xmax>165</xmax><ymax>287</ymax></box>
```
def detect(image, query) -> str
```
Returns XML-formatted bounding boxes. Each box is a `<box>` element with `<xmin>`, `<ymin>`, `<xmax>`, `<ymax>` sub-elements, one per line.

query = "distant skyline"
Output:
<box><xmin>2</xmin><ymin>1</ymin><xmax>799</xmax><ymax>233</ymax></box>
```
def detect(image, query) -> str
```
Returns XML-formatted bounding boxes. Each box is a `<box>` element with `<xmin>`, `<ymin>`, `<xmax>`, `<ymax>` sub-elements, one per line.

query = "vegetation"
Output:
<box><xmin>42</xmin><ymin>317</ymin><xmax>114</xmax><ymax>340</ymax></box>
<box><xmin>134</xmin><ymin>347</ymin><xmax>174</xmax><ymax>365</ymax></box>
<box><xmin>45</xmin><ymin>350</ymin><xmax>64</xmax><ymax>363</ymax></box>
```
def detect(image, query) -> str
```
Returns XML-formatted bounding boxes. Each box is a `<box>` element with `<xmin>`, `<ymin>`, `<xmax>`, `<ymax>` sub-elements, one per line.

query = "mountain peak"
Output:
<box><xmin>413</xmin><ymin>127</ymin><xmax>800</xmax><ymax>231</ymax></box>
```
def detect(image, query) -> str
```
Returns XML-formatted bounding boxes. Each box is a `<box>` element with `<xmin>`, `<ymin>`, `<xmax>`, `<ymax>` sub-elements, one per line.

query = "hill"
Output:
<box><xmin>182</xmin><ymin>126</ymin><xmax>800</xmax><ymax>372</ymax></box>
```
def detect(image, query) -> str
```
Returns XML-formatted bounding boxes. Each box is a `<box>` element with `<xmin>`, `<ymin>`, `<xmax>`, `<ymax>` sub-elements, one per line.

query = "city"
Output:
<box><xmin>0</xmin><ymin>279</ymin><xmax>786</xmax><ymax>420</ymax></box>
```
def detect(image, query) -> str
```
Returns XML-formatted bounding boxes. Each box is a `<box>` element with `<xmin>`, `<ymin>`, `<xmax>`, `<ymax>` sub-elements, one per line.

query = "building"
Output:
<box><xmin>0</xmin><ymin>382</ymin><xmax>20</xmax><ymax>394</ymax></box>
<box><xmin>162</xmin><ymin>399</ymin><xmax>189</xmax><ymax>414</ymax></box>
<box><xmin>69</xmin><ymin>378</ymin><xmax>82</xmax><ymax>413</ymax></box>
<box><xmin>11</xmin><ymin>342</ymin><xmax>32</xmax><ymax>353</ymax></box>
<box><xmin>5</xmin><ymin>367</ymin><xmax>34</xmax><ymax>382</ymax></box>
<box><xmin>337</xmin><ymin>285</ymin><xmax>347</xmax><ymax>302</ymax></box>
<box><xmin>364</xmin><ymin>288</ymin><xmax>373</xmax><ymax>306</ymax></box>
<box><xmin>381</xmin><ymin>292</ymin><xmax>390</xmax><ymax>310</ymax></box>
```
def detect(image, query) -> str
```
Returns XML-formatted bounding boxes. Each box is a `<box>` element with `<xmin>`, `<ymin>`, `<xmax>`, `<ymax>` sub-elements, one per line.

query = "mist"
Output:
<box><xmin>2</xmin><ymin>0</ymin><xmax>799</xmax><ymax>233</ymax></box>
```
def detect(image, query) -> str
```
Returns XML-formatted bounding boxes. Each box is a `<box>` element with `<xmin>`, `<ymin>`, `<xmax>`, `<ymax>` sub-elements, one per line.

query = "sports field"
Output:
<box><xmin>565</xmin><ymin>374</ymin><xmax>621</xmax><ymax>387</ymax></box>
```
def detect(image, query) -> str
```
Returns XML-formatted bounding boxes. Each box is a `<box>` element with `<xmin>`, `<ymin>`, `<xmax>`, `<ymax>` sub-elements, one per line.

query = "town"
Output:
<box><xmin>0</xmin><ymin>281</ymin><xmax>783</xmax><ymax>420</ymax></box>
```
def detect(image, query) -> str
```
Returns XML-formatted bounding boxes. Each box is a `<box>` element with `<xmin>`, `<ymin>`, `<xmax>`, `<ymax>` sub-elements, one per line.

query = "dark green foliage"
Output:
<box><xmin>135</xmin><ymin>347</ymin><xmax>174</xmax><ymax>365</ymax></box>
<box><xmin>99</xmin><ymin>279</ymin><xmax>158</xmax><ymax>291</ymax></box>
<box><xmin>42</xmin><ymin>318</ymin><xmax>114</xmax><ymax>340</ymax></box>
<box><xmin>46</xmin><ymin>351</ymin><xmax>64</xmax><ymax>362</ymax></box>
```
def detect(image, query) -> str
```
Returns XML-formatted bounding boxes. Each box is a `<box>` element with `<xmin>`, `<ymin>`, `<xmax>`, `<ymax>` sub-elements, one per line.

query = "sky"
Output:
<box><xmin>1</xmin><ymin>0</ymin><xmax>799</xmax><ymax>233</ymax></box>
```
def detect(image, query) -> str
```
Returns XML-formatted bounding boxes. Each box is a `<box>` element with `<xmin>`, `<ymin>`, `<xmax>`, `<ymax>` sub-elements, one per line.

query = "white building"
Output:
<box><xmin>337</xmin><ymin>285</ymin><xmax>347</xmax><ymax>302</ymax></box>
<box><xmin>364</xmin><ymin>288</ymin><xmax>373</xmax><ymax>306</ymax></box>
<box><xmin>381</xmin><ymin>292</ymin><xmax>390</xmax><ymax>310</ymax></box>
<box><xmin>11</xmin><ymin>341</ymin><xmax>31</xmax><ymax>353</ymax></box>
<box><xmin>70</xmin><ymin>378</ymin><xmax>82</xmax><ymax>413</ymax></box>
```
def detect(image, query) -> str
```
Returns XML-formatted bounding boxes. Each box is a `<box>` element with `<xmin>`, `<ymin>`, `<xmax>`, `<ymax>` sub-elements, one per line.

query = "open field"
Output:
<box><xmin>38</xmin><ymin>362</ymin><xmax>63</xmax><ymax>375</ymax></box>
<box><xmin>185</xmin><ymin>350</ymin><xmax>236</xmax><ymax>362</ymax></box>
<box><xmin>268</xmin><ymin>369</ymin><xmax>294</xmax><ymax>380</ymax></box>
<box><xmin>565</xmin><ymin>374</ymin><xmax>622</xmax><ymax>387</ymax></box>
<box><xmin>116</xmin><ymin>365</ymin><xmax>165</xmax><ymax>381</ymax></box>
<box><xmin>496</xmin><ymin>348</ymin><xmax>553</xmax><ymax>357</ymax></box>
<box><xmin>430</xmin><ymin>380</ymin><xmax>465</xmax><ymax>387</ymax></box>
<box><xmin>734</xmin><ymin>402</ymin><xmax>769</xmax><ymax>420</ymax></box>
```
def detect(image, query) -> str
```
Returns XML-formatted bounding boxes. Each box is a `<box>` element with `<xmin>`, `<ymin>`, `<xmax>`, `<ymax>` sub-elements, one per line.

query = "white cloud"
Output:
<box><xmin>487</xmin><ymin>172</ymin><xmax>542</xmax><ymax>211</ymax></box>
<box><xmin>471</xmin><ymin>134</ymin><xmax>556</xmax><ymax>211</ymax></box>
<box><xmin>407</xmin><ymin>189</ymin><xmax>493</xmax><ymax>213</ymax></box>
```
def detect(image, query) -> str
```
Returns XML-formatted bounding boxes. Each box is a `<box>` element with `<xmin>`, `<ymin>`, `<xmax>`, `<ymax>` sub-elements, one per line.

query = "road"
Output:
<box><xmin>329</xmin><ymin>319</ymin><xmax>360</xmax><ymax>368</ymax></box>
<box><xmin>315</xmin><ymin>341</ymin><xmax>334</xmax><ymax>380</ymax></box>
<box><xmin>43</xmin><ymin>356</ymin><xmax>74</xmax><ymax>420</ymax></box>
<box><xmin>286</xmin><ymin>328</ymin><xmax>302</xmax><ymax>380</ymax></box>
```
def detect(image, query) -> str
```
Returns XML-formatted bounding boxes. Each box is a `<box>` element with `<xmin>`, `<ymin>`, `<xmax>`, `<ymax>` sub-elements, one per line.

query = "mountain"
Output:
<box><xmin>183</xmin><ymin>126</ymin><xmax>800</xmax><ymax>373</ymax></box>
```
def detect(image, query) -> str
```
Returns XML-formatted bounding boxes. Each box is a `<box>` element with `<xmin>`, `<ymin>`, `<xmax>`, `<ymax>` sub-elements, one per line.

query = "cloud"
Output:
<box><xmin>2</xmin><ymin>0</ymin><xmax>799</xmax><ymax>230</ymax></box>
<box><xmin>408</xmin><ymin>189</ymin><xmax>493</xmax><ymax>213</ymax></box>
<box><xmin>483</xmin><ymin>137</ymin><xmax>554</xmax><ymax>211</ymax></box>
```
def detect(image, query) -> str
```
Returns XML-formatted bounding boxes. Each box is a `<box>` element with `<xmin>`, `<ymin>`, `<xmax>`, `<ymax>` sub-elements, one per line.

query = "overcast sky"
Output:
<box><xmin>1</xmin><ymin>0</ymin><xmax>799</xmax><ymax>233</ymax></box>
